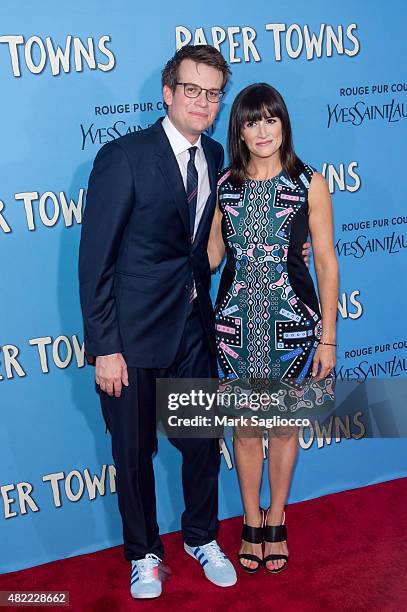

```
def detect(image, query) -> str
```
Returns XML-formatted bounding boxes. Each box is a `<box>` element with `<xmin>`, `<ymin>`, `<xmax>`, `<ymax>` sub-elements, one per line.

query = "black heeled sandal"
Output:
<box><xmin>263</xmin><ymin>509</ymin><xmax>288</xmax><ymax>573</ymax></box>
<box><xmin>237</xmin><ymin>508</ymin><xmax>264</xmax><ymax>573</ymax></box>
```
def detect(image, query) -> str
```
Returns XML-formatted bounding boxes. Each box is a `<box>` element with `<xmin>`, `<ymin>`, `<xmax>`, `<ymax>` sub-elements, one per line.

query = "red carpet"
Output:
<box><xmin>1</xmin><ymin>478</ymin><xmax>407</xmax><ymax>611</ymax></box>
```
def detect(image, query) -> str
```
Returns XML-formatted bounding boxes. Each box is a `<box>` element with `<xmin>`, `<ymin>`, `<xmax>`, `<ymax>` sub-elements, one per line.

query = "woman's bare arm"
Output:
<box><xmin>308</xmin><ymin>172</ymin><xmax>339</xmax><ymax>380</ymax></box>
<box><xmin>207</xmin><ymin>204</ymin><xmax>226</xmax><ymax>271</ymax></box>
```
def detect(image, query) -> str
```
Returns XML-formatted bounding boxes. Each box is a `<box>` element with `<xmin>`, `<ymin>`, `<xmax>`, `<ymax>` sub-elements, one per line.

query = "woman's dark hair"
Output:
<box><xmin>162</xmin><ymin>45</ymin><xmax>231</xmax><ymax>91</ymax></box>
<box><xmin>228</xmin><ymin>83</ymin><xmax>304</xmax><ymax>186</ymax></box>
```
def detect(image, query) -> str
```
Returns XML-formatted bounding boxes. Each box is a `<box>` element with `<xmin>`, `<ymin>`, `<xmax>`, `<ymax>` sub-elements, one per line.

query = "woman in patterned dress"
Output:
<box><xmin>208</xmin><ymin>83</ymin><xmax>338</xmax><ymax>573</ymax></box>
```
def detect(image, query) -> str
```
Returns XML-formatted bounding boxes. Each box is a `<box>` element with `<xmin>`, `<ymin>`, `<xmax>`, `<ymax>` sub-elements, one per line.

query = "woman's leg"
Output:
<box><xmin>233</xmin><ymin>429</ymin><xmax>264</xmax><ymax>569</ymax></box>
<box><xmin>265</xmin><ymin>426</ymin><xmax>298</xmax><ymax>571</ymax></box>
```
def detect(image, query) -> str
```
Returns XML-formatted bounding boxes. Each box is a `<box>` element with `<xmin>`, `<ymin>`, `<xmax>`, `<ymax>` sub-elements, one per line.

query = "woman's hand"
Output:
<box><xmin>302</xmin><ymin>241</ymin><xmax>311</xmax><ymax>266</ymax></box>
<box><xmin>312</xmin><ymin>344</ymin><xmax>336</xmax><ymax>381</ymax></box>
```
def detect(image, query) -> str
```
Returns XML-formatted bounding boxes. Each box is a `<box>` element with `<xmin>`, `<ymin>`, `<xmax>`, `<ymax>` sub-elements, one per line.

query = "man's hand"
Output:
<box><xmin>95</xmin><ymin>353</ymin><xmax>129</xmax><ymax>398</ymax></box>
<box><xmin>302</xmin><ymin>241</ymin><xmax>311</xmax><ymax>266</ymax></box>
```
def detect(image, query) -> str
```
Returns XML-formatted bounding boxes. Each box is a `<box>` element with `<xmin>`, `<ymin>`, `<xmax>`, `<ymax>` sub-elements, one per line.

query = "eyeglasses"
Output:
<box><xmin>176</xmin><ymin>82</ymin><xmax>224</xmax><ymax>103</ymax></box>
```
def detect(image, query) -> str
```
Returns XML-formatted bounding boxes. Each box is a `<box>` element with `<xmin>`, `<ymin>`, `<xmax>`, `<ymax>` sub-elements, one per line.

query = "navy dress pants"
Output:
<box><xmin>100</xmin><ymin>301</ymin><xmax>220</xmax><ymax>561</ymax></box>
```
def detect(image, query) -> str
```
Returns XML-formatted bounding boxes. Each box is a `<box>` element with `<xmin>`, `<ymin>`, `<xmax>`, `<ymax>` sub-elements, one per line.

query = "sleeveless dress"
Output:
<box><xmin>215</xmin><ymin>165</ymin><xmax>335</xmax><ymax>417</ymax></box>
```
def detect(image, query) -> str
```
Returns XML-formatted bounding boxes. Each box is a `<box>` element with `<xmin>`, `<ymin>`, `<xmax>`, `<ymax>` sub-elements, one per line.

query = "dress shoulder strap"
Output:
<box><xmin>297</xmin><ymin>163</ymin><xmax>316</xmax><ymax>191</ymax></box>
<box><xmin>217</xmin><ymin>166</ymin><xmax>232</xmax><ymax>188</ymax></box>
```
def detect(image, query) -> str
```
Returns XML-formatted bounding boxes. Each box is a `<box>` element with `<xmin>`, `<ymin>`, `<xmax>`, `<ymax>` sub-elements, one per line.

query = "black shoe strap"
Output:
<box><xmin>264</xmin><ymin>553</ymin><xmax>288</xmax><ymax>562</ymax></box>
<box><xmin>242</xmin><ymin>524</ymin><xmax>264</xmax><ymax>544</ymax></box>
<box><xmin>238</xmin><ymin>553</ymin><xmax>263</xmax><ymax>564</ymax></box>
<box><xmin>264</xmin><ymin>524</ymin><xmax>287</xmax><ymax>543</ymax></box>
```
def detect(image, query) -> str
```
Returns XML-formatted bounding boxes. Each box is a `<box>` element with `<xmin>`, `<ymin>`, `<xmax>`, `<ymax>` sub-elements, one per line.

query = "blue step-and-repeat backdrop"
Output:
<box><xmin>1</xmin><ymin>1</ymin><xmax>406</xmax><ymax>573</ymax></box>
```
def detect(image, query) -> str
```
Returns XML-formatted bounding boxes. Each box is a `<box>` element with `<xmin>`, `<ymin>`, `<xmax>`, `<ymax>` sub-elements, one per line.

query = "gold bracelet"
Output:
<box><xmin>319</xmin><ymin>341</ymin><xmax>338</xmax><ymax>347</ymax></box>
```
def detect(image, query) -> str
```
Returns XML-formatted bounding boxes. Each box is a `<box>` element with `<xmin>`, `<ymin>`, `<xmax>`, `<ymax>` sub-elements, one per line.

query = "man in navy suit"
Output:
<box><xmin>79</xmin><ymin>45</ymin><xmax>236</xmax><ymax>599</ymax></box>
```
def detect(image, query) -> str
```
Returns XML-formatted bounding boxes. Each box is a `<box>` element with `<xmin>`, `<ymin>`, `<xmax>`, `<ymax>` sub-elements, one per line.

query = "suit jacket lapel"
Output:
<box><xmin>202</xmin><ymin>135</ymin><xmax>217</xmax><ymax>195</ymax></box>
<box><xmin>195</xmin><ymin>136</ymin><xmax>217</xmax><ymax>242</ymax></box>
<box><xmin>153</xmin><ymin>120</ymin><xmax>190</xmax><ymax>238</ymax></box>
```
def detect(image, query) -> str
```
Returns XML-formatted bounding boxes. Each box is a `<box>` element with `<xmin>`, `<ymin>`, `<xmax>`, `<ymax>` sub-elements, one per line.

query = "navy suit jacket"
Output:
<box><xmin>79</xmin><ymin>118</ymin><xmax>224</xmax><ymax>368</ymax></box>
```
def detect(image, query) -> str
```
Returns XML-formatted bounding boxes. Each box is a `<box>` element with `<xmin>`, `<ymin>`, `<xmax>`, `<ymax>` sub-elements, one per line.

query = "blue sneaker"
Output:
<box><xmin>184</xmin><ymin>540</ymin><xmax>237</xmax><ymax>587</ymax></box>
<box><xmin>130</xmin><ymin>554</ymin><xmax>162</xmax><ymax>599</ymax></box>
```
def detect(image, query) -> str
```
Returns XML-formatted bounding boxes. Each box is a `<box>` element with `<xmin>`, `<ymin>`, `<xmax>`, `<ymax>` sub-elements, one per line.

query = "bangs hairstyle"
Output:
<box><xmin>228</xmin><ymin>83</ymin><xmax>304</xmax><ymax>186</ymax></box>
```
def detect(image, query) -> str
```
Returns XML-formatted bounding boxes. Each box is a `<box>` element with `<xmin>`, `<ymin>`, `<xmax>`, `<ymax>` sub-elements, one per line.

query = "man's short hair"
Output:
<box><xmin>162</xmin><ymin>45</ymin><xmax>231</xmax><ymax>92</ymax></box>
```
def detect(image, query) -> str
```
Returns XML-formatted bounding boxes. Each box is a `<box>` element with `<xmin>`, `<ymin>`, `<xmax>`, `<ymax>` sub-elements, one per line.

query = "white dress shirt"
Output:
<box><xmin>162</xmin><ymin>115</ymin><xmax>210</xmax><ymax>240</ymax></box>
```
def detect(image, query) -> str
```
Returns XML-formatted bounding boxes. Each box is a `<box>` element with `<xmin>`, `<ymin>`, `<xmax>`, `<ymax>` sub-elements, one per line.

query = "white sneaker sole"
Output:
<box><xmin>184</xmin><ymin>545</ymin><xmax>237</xmax><ymax>587</ymax></box>
<box><xmin>131</xmin><ymin>588</ymin><xmax>162</xmax><ymax>599</ymax></box>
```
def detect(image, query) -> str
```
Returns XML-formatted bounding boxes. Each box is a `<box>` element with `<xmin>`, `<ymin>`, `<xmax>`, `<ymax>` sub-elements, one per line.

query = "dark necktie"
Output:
<box><xmin>186</xmin><ymin>146</ymin><xmax>198</xmax><ymax>239</ymax></box>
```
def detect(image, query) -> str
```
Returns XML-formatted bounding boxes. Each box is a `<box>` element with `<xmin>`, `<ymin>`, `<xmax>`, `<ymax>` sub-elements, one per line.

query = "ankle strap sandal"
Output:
<box><xmin>237</xmin><ymin>508</ymin><xmax>264</xmax><ymax>573</ymax></box>
<box><xmin>263</xmin><ymin>509</ymin><xmax>288</xmax><ymax>573</ymax></box>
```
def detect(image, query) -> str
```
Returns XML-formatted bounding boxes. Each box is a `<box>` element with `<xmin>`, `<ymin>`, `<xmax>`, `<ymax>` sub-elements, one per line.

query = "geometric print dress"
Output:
<box><xmin>215</xmin><ymin>164</ymin><xmax>335</xmax><ymax>417</ymax></box>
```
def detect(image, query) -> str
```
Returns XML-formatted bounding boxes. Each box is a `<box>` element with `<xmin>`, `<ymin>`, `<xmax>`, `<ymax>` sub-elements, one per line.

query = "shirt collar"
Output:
<box><xmin>162</xmin><ymin>115</ymin><xmax>202</xmax><ymax>157</ymax></box>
